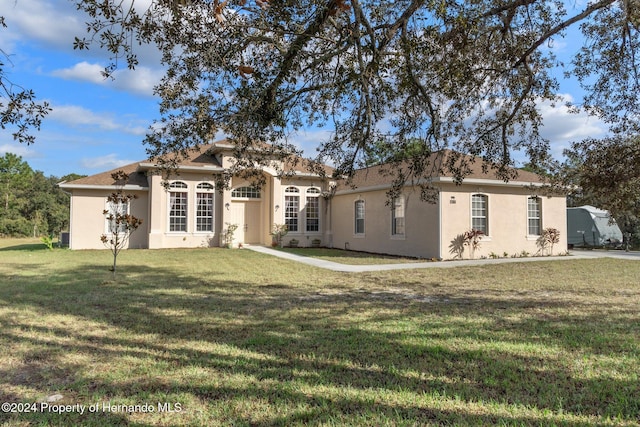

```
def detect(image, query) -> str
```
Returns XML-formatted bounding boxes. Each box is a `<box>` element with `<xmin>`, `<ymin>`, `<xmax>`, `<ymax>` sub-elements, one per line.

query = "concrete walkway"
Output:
<box><xmin>246</xmin><ymin>246</ymin><xmax>640</xmax><ymax>273</ymax></box>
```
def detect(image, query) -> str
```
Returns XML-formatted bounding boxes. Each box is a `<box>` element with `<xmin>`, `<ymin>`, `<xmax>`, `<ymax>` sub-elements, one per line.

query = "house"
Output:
<box><xmin>59</xmin><ymin>140</ymin><xmax>567</xmax><ymax>259</ymax></box>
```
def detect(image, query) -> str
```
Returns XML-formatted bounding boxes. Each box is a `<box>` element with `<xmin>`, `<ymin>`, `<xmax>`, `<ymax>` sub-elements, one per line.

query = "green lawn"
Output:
<box><xmin>1</xmin><ymin>239</ymin><xmax>639</xmax><ymax>426</ymax></box>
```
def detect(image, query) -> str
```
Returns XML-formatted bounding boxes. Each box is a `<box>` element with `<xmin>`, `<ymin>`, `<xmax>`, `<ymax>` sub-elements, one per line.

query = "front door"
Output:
<box><xmin>230</xmin><ymin>201</ymin><xmax>262</xmax><ymax>244</ymax></box>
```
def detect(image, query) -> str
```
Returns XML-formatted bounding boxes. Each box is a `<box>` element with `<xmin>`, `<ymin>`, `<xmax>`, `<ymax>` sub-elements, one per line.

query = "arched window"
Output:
<box><xmin>285</xmin><ymin>187</ymin><xmax>300</xmax><ymax>232</ymax></box>
<box><xmin>231</xmin><ymin>186</ymin><xmax>261</xmax><ymax>199</ymax></box>
<box><xmin>306</xmin><ymin>188</ymin><xmax>320</xmax><ymax>232</ymax></box>
<box><xmin>196</xmin><ymin>183</ymin><xmax>215</xmax><ymax>232</ymax></box>
<box><xmin>169</xmin><ymin>182</ymin><xmax>188</xmax><ymax>232</ymax></box>
<box><xmin>471</xmin><ymin>194</ymin><xmax>488</xmax><ymax>234</ymax></box>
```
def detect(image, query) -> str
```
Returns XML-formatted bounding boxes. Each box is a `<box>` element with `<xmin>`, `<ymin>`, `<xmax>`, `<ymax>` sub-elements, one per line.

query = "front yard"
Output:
<box><xmin>0</xmin><ymin>239</ymin><xmax>639</xmax><ymax>426</ymax></box>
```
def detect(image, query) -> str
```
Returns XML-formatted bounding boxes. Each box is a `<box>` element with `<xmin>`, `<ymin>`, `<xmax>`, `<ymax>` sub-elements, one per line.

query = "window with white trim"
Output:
<box><xmin>391</xmin><ymin>195</ymin><xmax>405</xmax><ymax>236</ymax></box>
<box><xmin>284</xmin><ymin>186</ymin><xmax>300</xmax><ymax>232</ymax></box>
<box><xmin>231</xmin><ymin>186</ymin><xmax>261</xmax><ymax>199</ymax></box>
<box><xmin>169</xmin><ymin>181</ymin><xmax>188</xmax><ymax>232</ymax></box>
<box><xmin>471</xmin><ymin>194</ymin><xmax>488</xmax><ymax>234</ymax></box>
<box><xmin>527</xmin><ymin>196</ymin><xmax>542</xmax><ymax>236</ymax></box>
<box><xmin>355</xmin><ymin>200</ymin><xmax>365</xmax><ymax>235</ymax></box>
<box><xmin>196</xmin><ymin>183</ymin><xmax>214</xmax><ymax>232</ymax></box>
<box><xmin>105</xmin><ymin>199</ymin><xmax>129</xmax><ymax>234</ymax></box>
<box><xmin>306</xmin><ymin>188</ymin><xmax>320</xmax><ymax>232</ymax></box>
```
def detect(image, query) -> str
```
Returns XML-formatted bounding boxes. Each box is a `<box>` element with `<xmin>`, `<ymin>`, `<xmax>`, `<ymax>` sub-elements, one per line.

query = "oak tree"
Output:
<box><xmin>1</xmin><ymin>18</ymin><xmax>51</xmax><ymax>145</ymax></box>
<box><xmin>72</xmin><ymin>0</ymin><xmax>639</xmax><ymax>195</ymax></box>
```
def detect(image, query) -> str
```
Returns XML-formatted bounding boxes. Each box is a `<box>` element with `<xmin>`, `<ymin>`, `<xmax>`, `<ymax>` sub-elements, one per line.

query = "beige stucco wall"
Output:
<box><xmin>68</xmin><ymin>189</ymin><xmax>149</xmax><ymax>250</ymax></box>
<box><xmin>330</xmin><ymin>183</ymin><xmax>567</xmax><ymax>260</ymax></box>
<box><xmin>331</xmin><ymin>188</ymin><xmax>441</xmax><ymax>258</ymax></box>
<box><xmin>438</xmin><ymin>183</ymin><xmax>567</xmax><ymax>259</ymax></box>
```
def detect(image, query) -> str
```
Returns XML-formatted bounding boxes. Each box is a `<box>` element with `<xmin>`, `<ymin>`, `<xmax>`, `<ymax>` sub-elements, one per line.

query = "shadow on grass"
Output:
<box><xmin>0</xmin><ymin>260</ymin><xmax>638</xmax><ymax>426</ymax></box>
<box><xmin>0</xmin><ymin>243</ymin><xmax>52</xmax><ymax>252</ymax></box>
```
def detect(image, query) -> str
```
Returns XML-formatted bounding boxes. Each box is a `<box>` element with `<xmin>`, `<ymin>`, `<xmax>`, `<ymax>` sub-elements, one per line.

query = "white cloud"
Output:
<box><xmin>51</xmin><ymin>62</ymin><xmax>162</xmax><ymax>97</ymax></box>
<box><xmin>47</xmin><ymin>103</ymin><xmax>149</xmax><ymax>136</ymax></box>
<box><xmin>288</xmin><ymin>129</ymin><xmax>334</xmax><ymax>158</ymax></box>
<box><xmin>110</xmin><ymin>67</ymin><xmax>163</xmax><ymax>97</ymax></box>
<box><xmin>80</xmin><ymin>154</ymin><xmax>138</xmax><ymax>171</ymax></box>
<box><xmin>2</xmin><ymin>0</ymin><xmax>84</xmax><ymax>51</ymax></box>
<box><xmin>537</xmin><ymin>94</ymin><xmax>607</xmax><ymax>157</ymax></box>
<box><xmin>51</xmin><ymin>62</ymin><xmax>106</xmax><ymax>84</ymax></box>
<box><xmin>0</xmin><ymin>143</ymin><xmax>37</xmax><ymax>158</ymax></box>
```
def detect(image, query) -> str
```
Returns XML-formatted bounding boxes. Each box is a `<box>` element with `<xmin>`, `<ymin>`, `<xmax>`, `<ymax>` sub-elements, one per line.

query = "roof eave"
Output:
<box><xmin>57</xmin><ymin>183</ymin><xmax>149</xmax><ymax>191</ymax></box>
<box><xmin>335</xmin><ymin>176</ymin><xmax>548</xmax><ymax>196</ymax></box>
<box><xmin>137</xmin><ymin>162</ymin><xmax>224</xmax><ymax>173</ymax></box>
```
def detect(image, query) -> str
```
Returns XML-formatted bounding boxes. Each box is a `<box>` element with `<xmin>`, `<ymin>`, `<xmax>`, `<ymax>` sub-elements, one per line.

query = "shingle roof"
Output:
<box><xmin>60</xmin><ymin>141</ymin><xmax>333</xmax><ymax>187</ymax></box>
<box><xmin>61</xmin><ymin>161</ymin><xmax>148</xmax><ymax>187</ymax></box>
<box><xmin>339</xmin><ymin>150</ymin><xmax>543</xmax><ymax>190</ymax></box>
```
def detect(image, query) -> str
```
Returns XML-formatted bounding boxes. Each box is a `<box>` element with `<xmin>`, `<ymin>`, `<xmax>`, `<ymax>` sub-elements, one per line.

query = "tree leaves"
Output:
<box><xmin>70</xmin><ymin>0</ymin><xmax>639</xmax><ymax>194</ymax></box>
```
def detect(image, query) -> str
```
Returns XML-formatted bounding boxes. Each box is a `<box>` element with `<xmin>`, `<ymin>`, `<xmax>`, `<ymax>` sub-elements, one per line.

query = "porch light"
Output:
<box><xmin>225</xmin><ymin>202</ymin><xmax>230</xmax><ymax>210</ymax></box>
<box><xmin>275</xmin><ymin>204</ymin><xmax>280</xmax><ymax>211</ymax></box>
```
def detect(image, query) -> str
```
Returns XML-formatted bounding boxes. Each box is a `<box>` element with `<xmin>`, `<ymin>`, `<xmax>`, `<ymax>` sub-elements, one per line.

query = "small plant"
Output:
<box><xmin>222</xmin><ymin>223</ymin><xmax>238</xmax><ymax>248</ymax></box>
<box><xmin>489</xmin><ymin>252</ymin><xmax>500</xmax><ymax>259</ymax></box>
<box><xmin>462</xmin><ymin>229</ymin><xmax>483</xmax><ymax>259</ymax></box>
<box><xmin>41</xmin><ymin>234</ymin><xmax>54</xmax><ymax>251</ymax></box>
<box><xmin>537</xmin><ymin>227</ymin><xmax>561</xmax><ymax>256</ymax></box>
<box><xmin>270</xmin><ymin>223</ymin><xmax>288</xmax><ymax>248</ymax></box>
<box><xmin>311</xmin><ymin>238</ymin><xmax>321</xmax><ymax>248</ymax></box>
<box><xmin>100</xmin><ymin>171</ymin><xmax>143</xmax><ymax>278</ymax></box>
<box><xmin>519</xmin><ymin>250</ymin><xmax>530</xmax><ymax>258</ymax></box>
<box><xmin>503</xmin><ymin>251</ymin><xmax>509</xmax><ymax>258</ymax></box>
<box><xmin>289</xmin><ymin>238</ymin><xmax>299</xmax><ymax>248</ymax></box>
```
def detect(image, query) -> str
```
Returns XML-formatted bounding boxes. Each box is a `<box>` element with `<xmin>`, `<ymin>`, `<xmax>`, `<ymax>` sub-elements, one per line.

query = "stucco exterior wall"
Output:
<box><xmin>68</xmin><ymin>189</ymin><xmax>149</xmax><ymax>250</ymax></box>
<box><xmin>331</xmin><ymin>188</ymin><xmax>441</xmax><ymax>259</ymax></box>
<box><xmin>438</xmin><ymin>183</ymin><xmax>567</xmax><ymax>259</ymax></box>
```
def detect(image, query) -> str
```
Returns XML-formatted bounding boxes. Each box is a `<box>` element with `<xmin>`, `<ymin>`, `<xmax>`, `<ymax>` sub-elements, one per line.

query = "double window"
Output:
<box><xmin>471</xmin><ymin>194</ymin><xmax>488</xmax><ymax>234</ymax></box>
<box><xmin>168</xmin><ymin>181</ymin><xmax>215</xmax><ymax>233</ymax></box>
<box><xmin>284</xmin><ymin>186</ymin><xmax>321</xmax><ymax>233</ymax></box>
<box><xmin>527</xmin><ymin>196</ymin><xmax>542</xmax><ymax>236</ymax></box>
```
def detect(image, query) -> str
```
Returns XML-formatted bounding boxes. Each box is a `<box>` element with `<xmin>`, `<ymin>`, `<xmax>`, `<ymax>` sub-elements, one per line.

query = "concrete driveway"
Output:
<box><xmin>247</xmin><ymin>246</ymin><xmax>640</xmax><ymax>273</ymax></box>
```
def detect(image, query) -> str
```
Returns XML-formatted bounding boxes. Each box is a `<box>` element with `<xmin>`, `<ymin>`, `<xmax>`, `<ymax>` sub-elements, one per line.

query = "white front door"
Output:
<box><xmin>230</xmin><ymin>201</ymin><xmax>262</xmax><ymax>244</ymax></box>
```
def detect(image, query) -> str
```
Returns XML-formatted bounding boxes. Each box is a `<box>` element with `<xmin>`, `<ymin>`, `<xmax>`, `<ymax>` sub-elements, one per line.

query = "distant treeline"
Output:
<box><xmin>0</xmin><ymin>153</ymin><xmax>85</xmax><ymax>237</ymax></box>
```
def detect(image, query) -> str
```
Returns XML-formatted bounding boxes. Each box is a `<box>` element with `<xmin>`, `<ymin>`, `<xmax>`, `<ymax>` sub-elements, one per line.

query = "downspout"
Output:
<box><xmin>438</xmin><ymin>190</ymin><xmax>442</xmax><ymax>259</ymax></box>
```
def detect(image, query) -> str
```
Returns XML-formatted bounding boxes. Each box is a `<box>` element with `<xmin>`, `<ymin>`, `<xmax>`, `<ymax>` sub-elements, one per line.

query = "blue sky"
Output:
<box><xmin>1</xmin><ymin>0</ymin><xmax>607</xmax><ymax>178</ymax></box>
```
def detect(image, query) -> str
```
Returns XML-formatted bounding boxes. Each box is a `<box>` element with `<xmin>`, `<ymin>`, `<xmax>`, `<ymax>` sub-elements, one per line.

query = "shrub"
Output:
<box><xmin>462</xmin><ymin>229</ymin><xmax>484</xmax><ymax>259</ymax></box>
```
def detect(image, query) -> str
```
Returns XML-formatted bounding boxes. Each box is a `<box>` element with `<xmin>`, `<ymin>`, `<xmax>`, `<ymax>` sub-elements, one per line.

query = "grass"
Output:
<box><xmin>274</xmin><ymin>247</ymin><xmax>425</xmax><ymax>264</ymax></box>
<box><xmin>0</xmin><ymin>238</ymin><xmax>639</xmax><ymax>426</ymax></box>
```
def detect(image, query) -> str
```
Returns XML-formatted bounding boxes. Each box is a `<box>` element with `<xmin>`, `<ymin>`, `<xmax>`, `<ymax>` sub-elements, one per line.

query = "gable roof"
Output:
<box><xmin>59</xmin><ymin>161</ymin><xmax>149</xmax><ymax>189</ymax></box>
<box><xmin>338</xmin><ymin>150</ymin><xmax>544</xmax><ymax>192</ymax></box>
<box><xmin>59</xmin><ymin>140</ymin><xmax>334</xmax><ymax>189</ymax></box>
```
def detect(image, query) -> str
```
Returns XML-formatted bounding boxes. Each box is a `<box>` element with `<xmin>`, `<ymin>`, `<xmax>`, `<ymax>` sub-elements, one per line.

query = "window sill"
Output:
<box><xmin>526</xmin><ymin>235</ymin><xmax>541</xmax><ymax>241</ymax></box>
<box><xmin>353</xmin><ymin>234</ymin><xmax>365</xmax><ymax>239</ymax></box>
<box><xmin>391</xmin><ymin>235</ymin><xmax>406</xmax><ymax>241</ymax></box>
